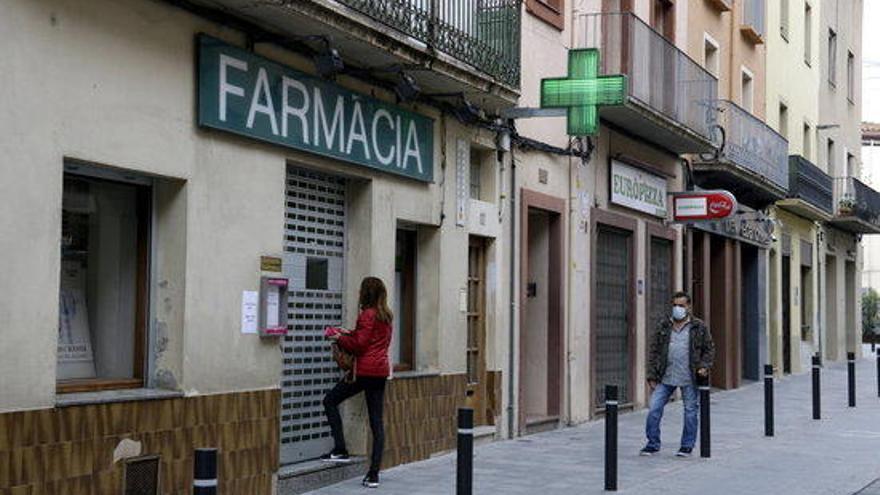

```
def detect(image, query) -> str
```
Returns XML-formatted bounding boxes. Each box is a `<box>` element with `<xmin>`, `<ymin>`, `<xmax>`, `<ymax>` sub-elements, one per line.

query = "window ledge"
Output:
<box><xmin>56</xmin><ymin>388</ymin><xmax>183</xmax><ymax>408</ymax></box>
<box><xmin>391</xmin><ymin>370</ymin><xmax>442</xmax><ymax>380</ymax></box>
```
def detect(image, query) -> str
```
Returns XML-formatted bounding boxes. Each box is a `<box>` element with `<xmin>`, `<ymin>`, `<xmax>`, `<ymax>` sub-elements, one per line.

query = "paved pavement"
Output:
<box><xmin>308</xmin><ymin>348</ymin><xmax>880</xmax><ymax>495</ymax></box>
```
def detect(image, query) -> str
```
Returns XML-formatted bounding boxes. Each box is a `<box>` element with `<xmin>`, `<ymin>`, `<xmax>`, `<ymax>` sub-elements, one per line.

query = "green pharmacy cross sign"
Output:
<box><xmin>540</xmin><ymin>49</ymin><xmax>627</xmax><ymax>136</ymax></box>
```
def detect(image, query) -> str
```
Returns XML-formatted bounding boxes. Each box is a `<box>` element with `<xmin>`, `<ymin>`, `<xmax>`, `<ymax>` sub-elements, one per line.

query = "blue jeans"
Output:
<box><xmin>645</xmin><ymin>383</ymin><xmax>699</xmax><ymax>450</ymax></box>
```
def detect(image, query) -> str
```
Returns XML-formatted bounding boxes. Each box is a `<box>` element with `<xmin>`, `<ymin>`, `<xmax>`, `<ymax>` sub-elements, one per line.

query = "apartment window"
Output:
<box><xmin>525</xmin><ymin>0</ymin><xmax>564</xmax><ymax>30</ymax></box>
<box><xmin>393</xmin><ymin>228</ymin><xmax>417</xmax><ymax>370</ymax></box>
<box><xmin>804</xmin><ymin>3</ymin><xmax>812</xmax><ymax>65</ymax></box>
<box><xmin>827</xmin><ymin>138</ymin><xmax>836</xmax><ymax>174</ymax></box>
<box><xmin>780</xmin><ymin>0</ymin><xmax>789</xmax><ymax>40</ymax></box>
<box><xmin>58</xmin><ymin>169</ymin><xmax>151</xmax><ymax>391</ymax></box>
<box><xmin>846</xmin><ymin>152</ymin><xmax>855</xmax><ymax>177</ymax></box>
<box><xmin>742</xmin><ymin>69</ymin><xmax>754</xmax><ymax>112</ymax></box>
<box><xmin>828</xmin><ymin>29</ymin><xmax>837</xmax><ymax>85</ymax></box>
<box><xmin>779</xmin><ymin>102</ymin><xmax>789</xmax><ymax>139</ymax></box>
<box><xmin>704</xmin><ymin>34</ymin><xmax>720</xmax><ymax>77</ymax></box>
<box><xmin>470</xmin><ymin>148</ymin><xmax>483</xmax><ymax>200</ymax></box>
<box><xmin>652</xmin><ymin>0</ymin><xmax>675</xmax><ymax>41</ymax></box>
<box><xmin>847</xmin><ymin>51</ymin><xmax>855</xmax><ymax>103</ymax></box>
<box><xmin>803</xmin><ymin>123</ymin><xmax>812</xmax><ymax>161</ymax></box>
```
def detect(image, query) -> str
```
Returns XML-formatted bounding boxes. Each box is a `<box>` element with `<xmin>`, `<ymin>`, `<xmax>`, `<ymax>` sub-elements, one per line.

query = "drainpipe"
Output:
<box><xmin>507</xmin><ymin>120</ymin><xmax>517</xmax><ymax>439</ymax></box>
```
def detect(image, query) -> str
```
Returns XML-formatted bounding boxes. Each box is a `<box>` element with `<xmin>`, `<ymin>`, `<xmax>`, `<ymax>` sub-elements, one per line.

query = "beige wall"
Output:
<box><xmin>0</xmin><ymin>0</ymin><xmax>509</xmax><ymax>414</ymax></box>
<box><xmin>687</xmin><ymin>0</ymin><xmax>766</xmax><ymax>116</ymax></box>
<box><xmin>818</xmin><ymin>0</ymin><xmax>863</xmax><ymax>176</ymax></box>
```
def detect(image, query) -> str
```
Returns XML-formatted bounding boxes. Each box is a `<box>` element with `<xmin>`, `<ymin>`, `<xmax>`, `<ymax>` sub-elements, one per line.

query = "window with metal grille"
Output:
<box><xmin>124</xmin><ymin>456</ymin><xmax>160</xmax><ymax>495</ymax></box>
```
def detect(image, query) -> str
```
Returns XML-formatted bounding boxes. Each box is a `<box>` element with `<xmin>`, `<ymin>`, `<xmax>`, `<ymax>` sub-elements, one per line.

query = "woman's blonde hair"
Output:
<box><xmin>359</xmin><ymin>276</ymin><xmax>393</xmax><ymax>323</ymax></box>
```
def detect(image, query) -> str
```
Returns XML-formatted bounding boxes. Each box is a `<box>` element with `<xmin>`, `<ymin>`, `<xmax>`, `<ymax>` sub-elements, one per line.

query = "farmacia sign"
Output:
<box><xmin>197</xmin><ymin>35</ymin><xmax>433</xmax><ymax>182</ymax></box>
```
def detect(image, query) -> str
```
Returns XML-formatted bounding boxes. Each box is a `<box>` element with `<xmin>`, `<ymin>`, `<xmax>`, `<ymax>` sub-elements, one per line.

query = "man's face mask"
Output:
<box><xmin>672</xmin><ymin>304</ymin><xmax>688</xmax><ymax>321</ymax></box>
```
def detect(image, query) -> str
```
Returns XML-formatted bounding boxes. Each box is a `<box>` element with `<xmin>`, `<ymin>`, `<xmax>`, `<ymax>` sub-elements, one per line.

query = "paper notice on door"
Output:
<box><xmin>241</xmin><ymin>290</ymin><xmax>259</xmax><ymax>334</ymax></box>
<box><xmin>266</xmin><ymin>286</ymin><xmax>280</xmax><ymax>328</ymax></box>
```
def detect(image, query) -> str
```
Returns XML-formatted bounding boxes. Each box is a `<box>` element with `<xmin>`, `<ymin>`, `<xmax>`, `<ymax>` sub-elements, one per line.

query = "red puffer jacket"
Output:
<box><xmin>337</xmin><ymin>308</ymin><xmax>392</xmax><ymax>378</ymax></box>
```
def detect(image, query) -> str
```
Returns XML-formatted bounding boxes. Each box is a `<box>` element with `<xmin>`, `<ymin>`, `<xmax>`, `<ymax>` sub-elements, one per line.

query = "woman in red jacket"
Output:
<box><xmin>322</xmin><ymin>276</ymin><xmax>392</xmax><ymax>488</ymax></box>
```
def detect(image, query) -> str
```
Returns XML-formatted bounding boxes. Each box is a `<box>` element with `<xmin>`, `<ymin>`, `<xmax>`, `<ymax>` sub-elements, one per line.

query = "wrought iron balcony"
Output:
<box><xmin>333</xmin><ymin>0</ymin><xmax>521</xmax><ymax>87</ymax></box>
<box><xmin>829</xmin><ymin>177</ymin><xmax>880</xmax><ymax>233</ymax></box>
<box><xmin>579</xmin><ymin>12</ymin><xmax>718</xmax><ymax>153</ymax></box>
<box><xmin>777</xmin><ymin>155</ymin><xmax>834</xmax><ymax>220</ymax></box>
<box><xmin>692</xmin><ymin>100</ymin><xmax>789</xmax><ymax>209</ymax></box>
<box><xmin>189</xmin><ymin>0</ymin><xmax>521</xmax><ymax>108</ymax></box>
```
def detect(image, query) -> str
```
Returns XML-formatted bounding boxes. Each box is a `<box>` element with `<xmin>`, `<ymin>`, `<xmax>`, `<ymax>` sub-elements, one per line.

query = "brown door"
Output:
<box><xmin>466</xmin><ymin>236</ymin><xmax>488</xmax><ymax>425</ymax></box>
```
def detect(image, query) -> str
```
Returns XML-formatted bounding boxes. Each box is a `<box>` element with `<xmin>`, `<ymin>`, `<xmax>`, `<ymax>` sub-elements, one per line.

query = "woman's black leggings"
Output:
<box><xmin>323</xmin><ymin>376</ymin><xmax>387</xmax><ymax>471</ymax></box>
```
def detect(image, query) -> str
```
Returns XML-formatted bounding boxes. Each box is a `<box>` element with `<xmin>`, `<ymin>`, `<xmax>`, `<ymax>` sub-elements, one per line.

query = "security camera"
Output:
<box><xmin>771</xmin><ymin>235</ymin><xmax>778</xmax><ymax>242</ymax></box>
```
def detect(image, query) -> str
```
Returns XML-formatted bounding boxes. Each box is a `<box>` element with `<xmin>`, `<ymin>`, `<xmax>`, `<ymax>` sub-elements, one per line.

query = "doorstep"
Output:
<box><xmin>276</xmin><ymin>456</ymin><xmax>367</xmax><ymax>495</ymax></box>
<box><xmin>473</xmin><ymin>425</ymin><xmax>498</xmax><ymax>447</ymax></box>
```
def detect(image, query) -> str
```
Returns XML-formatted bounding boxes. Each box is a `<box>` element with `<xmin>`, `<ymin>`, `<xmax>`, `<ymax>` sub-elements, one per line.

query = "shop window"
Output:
<box><xmin>58</xmin><ymin>170</ymin><xmax>151</xmax><ymax>392</ymax></box>
<box><xmin>392</xmin><ymin>228</ymin><xmax>417</xmax><ymax>371</ymax></box>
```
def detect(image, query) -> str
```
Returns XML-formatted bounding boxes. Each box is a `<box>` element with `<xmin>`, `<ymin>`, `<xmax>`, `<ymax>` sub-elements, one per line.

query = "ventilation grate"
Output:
<box><xmin>124</xmin><ymin>455</ymin><xmax>160</xmax><ymax>495</ymax></box>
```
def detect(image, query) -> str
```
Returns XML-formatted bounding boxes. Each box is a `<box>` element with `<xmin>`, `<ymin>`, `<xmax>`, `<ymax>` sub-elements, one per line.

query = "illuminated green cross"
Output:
<box><xmin>540</xmin><ymin>49</ymin><xmax>627</xmax><ymax>136</ymax></box>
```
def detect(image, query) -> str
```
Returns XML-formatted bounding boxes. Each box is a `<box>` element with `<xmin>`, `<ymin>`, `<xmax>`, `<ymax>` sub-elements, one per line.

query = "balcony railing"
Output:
<box><xmin>716</xmin><ymin>100</ymin><xmax>789</xmax><ymax>192</ymax></box>
<box><xmin>787</xmin><ymin>155</ymin><xmax>833</xmax><ymax>215</ymax></box>
<box><xmin>336</xmin><ymin>0</ymin><xmax>521</xmax><ymax>87</ymax></box>
<box><xmin>833</xmin><ymin>177</ymin><xmax>880</xmax><ymax>230</ymax></box>
<box><xmin>579</xmin><ymin>12</ymin><xmax>718</xmax><ymax>145</ymax></box>
<box><xmin>742</xmin><ymin>0</ymin><xmax>766</xmax><ymax>41</ymax></box>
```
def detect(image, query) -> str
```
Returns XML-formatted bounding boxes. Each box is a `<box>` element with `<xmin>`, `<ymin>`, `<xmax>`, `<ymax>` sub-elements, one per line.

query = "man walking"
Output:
<box><xmin>641</xmin><ymin>291</ymin><xmax>715</xmax><ymax>457</ymax></box>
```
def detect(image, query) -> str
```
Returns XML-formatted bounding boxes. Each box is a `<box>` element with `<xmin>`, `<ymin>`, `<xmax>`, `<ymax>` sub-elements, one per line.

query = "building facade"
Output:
<box><xmin>0</xmin><ymin>0</ymin><xmax>522</xmax><ymax>492</ymax></box>
<box><xmin>685</xmin><ymin>0</ymin><xmax>781</xmax><ymax>388</ymax></box>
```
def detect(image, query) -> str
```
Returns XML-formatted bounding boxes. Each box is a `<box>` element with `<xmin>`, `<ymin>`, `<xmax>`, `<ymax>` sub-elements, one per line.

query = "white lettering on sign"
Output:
<box><xmin>675</xmin><ymin>197</ymin><xmax>707</xmax><ymax>217</ymax></box>
<box><xmin>219</xmin><ymin>54</ymin><xmax>247</xmax><ymax>122</ymax></box>
<box><xmin>610</xmin><ymin>160</ymin><xmax>668</xmax><ymax>218</ymax></box>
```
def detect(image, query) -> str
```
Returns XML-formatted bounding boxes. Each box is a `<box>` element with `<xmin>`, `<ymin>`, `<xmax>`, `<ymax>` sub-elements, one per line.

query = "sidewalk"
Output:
<box><xmin>306</xmin><ymin>349</ymin><xmax>880</xmax><ymax>495</ymax></box>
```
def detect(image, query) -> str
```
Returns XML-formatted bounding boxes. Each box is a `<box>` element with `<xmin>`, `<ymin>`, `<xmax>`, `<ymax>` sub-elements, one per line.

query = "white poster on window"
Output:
<box><xmin>241</xmin><ymin>290</ymin><xmax>259</xmax><ymax>334</ymax></box>
<box><xmin>57</xmin><ymin>260</ymin><xmax>96</xmax><ymax>379</ymax></box>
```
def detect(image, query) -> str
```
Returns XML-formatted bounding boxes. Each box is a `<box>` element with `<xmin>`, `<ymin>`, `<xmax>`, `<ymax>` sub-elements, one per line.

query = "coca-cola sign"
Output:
<box><xmin>673</xmin><ymin>190</ymin><xmax>738</xmax><ymax>222</ymax></box>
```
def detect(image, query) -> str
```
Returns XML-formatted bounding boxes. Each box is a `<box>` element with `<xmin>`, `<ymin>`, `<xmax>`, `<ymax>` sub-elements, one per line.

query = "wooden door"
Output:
<box><xmin>466</xmin><ymin>236</ymin><xmax>488</xmax><ymax>425</ymax></box>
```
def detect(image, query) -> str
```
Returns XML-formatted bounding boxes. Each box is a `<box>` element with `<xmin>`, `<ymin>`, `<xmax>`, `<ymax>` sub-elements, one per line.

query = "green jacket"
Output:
<box><xmin>647</xmin><ymin>317</ymin><xmax>716</xmax><ymax>383</ymax></box>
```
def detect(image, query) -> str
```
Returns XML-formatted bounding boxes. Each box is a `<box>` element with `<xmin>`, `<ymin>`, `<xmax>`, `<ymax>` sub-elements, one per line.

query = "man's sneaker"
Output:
<box><xmin>362</xmin><ymin>471</ymin><xmax>379</xmax><ymax>488</ymax></box>
<box><xmin>639</xmin><ymin>446</ymin><xmax>660</xmax><ymax>456</ymax></box>
<box><xmin>675</xmin><ymin>447</ymin><xmax>693</xmax><ymax>457</ymax></box>
<box><xmin>320</xmin><ymin>450</ymin><xmax>351</xmax><ymax>463</ymax></box>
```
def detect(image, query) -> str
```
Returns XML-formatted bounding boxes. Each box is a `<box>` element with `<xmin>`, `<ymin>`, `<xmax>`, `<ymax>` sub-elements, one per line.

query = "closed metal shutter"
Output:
<box><xmin>281</xmin><ymin>167</ymin><xmax>347</xmax><ymax>464</ymax></box>
<box><xmin>595</xmin><ymin>226</ymin><xmax>632</xmax><ymax>406</ymax></box>
<box><xmin>648</xmin><ymin>238</ymin><xmax>673</xmax><ymax>349</ymax></box>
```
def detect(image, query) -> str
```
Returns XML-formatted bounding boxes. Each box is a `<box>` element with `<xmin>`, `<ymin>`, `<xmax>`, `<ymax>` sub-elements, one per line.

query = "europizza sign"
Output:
<box><xmin>672</xmin><ymin>190</ymin><xmax>738</xmax><ymax>222</ymax></box>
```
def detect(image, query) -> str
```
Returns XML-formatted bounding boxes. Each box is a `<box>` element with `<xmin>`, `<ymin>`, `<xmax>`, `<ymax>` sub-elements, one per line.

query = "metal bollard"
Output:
<box><xmin>456</xmin><ymin>408</ymin><xmax>474</xmax><ymax>495</ymax></box>
<box><xmin>848</xmin><ymin>352</ymin><xmax>856</xmax><ymax>407</ymax></box>
<box><xmin>812</xmin><ymin>354</ymin><xmax>821</xmax><ymax>420</ymax></box>
<box><xmin>764</xmin><ymin>365</ymin><xmax>774</xmax><ymax>437</ymax></box>
<box><xmin>193</xmin><ymin>448</ymin><xmax>218</xmax><ymax>495</ymax></box>
<box><xmin>698</xmin><ymin>374</ymin><xmax>711</xmax><ymax>458</ymax></box>
<box><xmin>604</xmin><ymin>385</ymin><xmax>618</xmax><ymax>492</ymax></box>
<box><xmin>876</xmin><ymin>349</ymin><xmax>880</xmax><ymax>398</ymax></box>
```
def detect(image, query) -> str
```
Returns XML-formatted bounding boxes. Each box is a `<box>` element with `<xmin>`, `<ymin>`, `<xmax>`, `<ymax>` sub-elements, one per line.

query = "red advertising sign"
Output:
<box><xmin>672</xmin><ymin>190</ymin><xmax>738</xmax><ymax>222</ymax></box>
